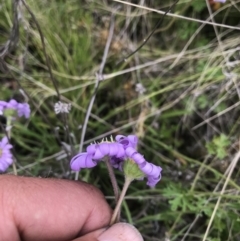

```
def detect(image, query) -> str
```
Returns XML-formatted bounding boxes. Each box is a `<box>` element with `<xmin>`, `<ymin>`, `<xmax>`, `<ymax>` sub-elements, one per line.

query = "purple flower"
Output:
<box><xmin>0</xmin><ymin>99</ymin><xmax>30</xmax><ymax>119</ymax></box>
<box><xmin>6</xmin><ymin>99</ymin><xmax>19</xmax><ymax>110</ymax></box>
<box><xmin>70</xmin><ymin>134</ymin><xmax>162</xmax><ymax>187</ymax></box>
<box><xmin>0</xmin><ymin>136</ymin><xmax>13</xmax><ymax>172</ymax></box>
<box><xmin>213</xmin><ymin>0</ymin><xmax>226</xmax><ymax>2</ymax></box>
<box><xmin>17</xmin><ymin>103</ymin><xmax>31</xmax><ymax>118</ymax></box>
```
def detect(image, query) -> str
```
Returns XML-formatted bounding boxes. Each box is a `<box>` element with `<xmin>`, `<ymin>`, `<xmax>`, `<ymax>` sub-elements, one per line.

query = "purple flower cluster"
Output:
<box><xmin>0</xmin><ymin>99</ymin><xmax>30</xmax><ymax>118</ymax></box>
<box><xmin>0</xmin><ymin>136</ymin><xmax>13</xmax><ymax>172</ymax></box>
<box><xmin>70</xmin><ymin>135</ymin><xmax>162</xmax><ymax>187</ymax></box>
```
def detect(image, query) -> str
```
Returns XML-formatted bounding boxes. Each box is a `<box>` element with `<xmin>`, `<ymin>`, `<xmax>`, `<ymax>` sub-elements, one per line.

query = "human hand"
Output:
<box><xmin>0</xmin><ymin>175</ymin><xmax>143</xmax><ymax>241</ymax></box>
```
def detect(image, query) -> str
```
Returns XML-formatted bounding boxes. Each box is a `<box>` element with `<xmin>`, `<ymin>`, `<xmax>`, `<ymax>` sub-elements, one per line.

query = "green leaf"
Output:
<box><xmin>206</xmin><ymin>134</ymin><xmax>230</xmax><ymax>159</ymax></box>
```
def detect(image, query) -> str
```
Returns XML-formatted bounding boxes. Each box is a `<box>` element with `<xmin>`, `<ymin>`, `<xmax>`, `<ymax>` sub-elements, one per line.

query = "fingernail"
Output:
<box><xmin>98</xmin><ymin>223</ymin><xmax>143</xmax><ymax>241</ymax></box>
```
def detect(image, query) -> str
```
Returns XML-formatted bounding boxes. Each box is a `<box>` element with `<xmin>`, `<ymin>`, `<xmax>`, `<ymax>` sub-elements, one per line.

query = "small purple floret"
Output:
<box><xmin>110</xmin><ymin>156</ymin><xmax>124</xmax><ymax>169</ymax></box>
<box><xmin>17</xmin><ymin>103</ymin><xmax>31</xmax><ymax>118</ymax></box>
<box><xmin>0</xmin><ymin>136</ymin><xmax>13</xmax><ymax>172</ymax></box>
<box><xmin>0</xmin><ymin>99</ymin><xmax>31</xmax><ymax>119</ymax></box>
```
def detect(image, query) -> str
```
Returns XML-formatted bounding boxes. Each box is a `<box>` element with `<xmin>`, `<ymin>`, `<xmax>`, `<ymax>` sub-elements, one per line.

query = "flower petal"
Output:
<box><xmin>116</xmin><ymin>145</ymin><xmax>125</xmax><ymax>158</ymax></box>
<box><xmin>116</xmin><ymin>134</ymin><xmax>138</xmax><ymax>149</ymax></box>
<box><xmin>92</xmin><ymin>145</ymin><xmax>105</xmax><ymax>160</ymax></box>
<box><xmin>139</xmin><ymin>162</ymin><xmax>153</xmax><ymax>175</ymax></box>
<box><xmin>4</xmin><ymin>144</ymin><xmax>13</xmax><ymax>150</ymax></box>
<box><xmin>18</xmin><ymin>103</ymin><xmax>31</xmax><ymax>118</ymax></box>
<box><xmin>116</xmin><ymin>135</ymin><xmax>129</xmax><ymax>148</ymax></box>
<box><xmin>70</xmin><ymin>153</ymin><xmax>96</xmax><ymax>171</ymax></box>
<box><xmin>140</xmin><ymin>162</ymin><xmax>162</xmax><ymax>177</ymax></box>
<box><xmin>3</xmin><ymin>156</ymin><xmax>13</xmax><ymax>164</ymax></box>
<box><xmin>84</xmin><ymin>155</ymin><xmax>98</xmax><ymax>168</ymax></box>
<box><xmin>0</xmin><ymin>101</ymin><xmax>7</xmax><ymax>106</ymax></box>
<box><xmin>127</xmin><ymin>135</ymin><xmax>138</xmax><ymax>148</ymax></box>
<box><xmin>7</xmin><ymin>99</ymin><xmax>18</xmax><ymax>109</ymax></box>
<box><xmin>125</xmin><ymin>147</ymin><xmax>137</xmax><ymax>158</ymax></box>
<box><xmin>108</xmin><ymin>143</ymin><xmax>120</xmax><ymax>156</ymax></box>
<box><xmin>131</xmin><ymin>152</ymin><xmax>145</xmax><ymax>164</ymax></box>
<box><xmin>115</xmin><ymin>135</ymin><xmax>126</xmax><ymax>142</ymax></box>
<box><xmin>1</xmin><ymin>136</ymin><xmax>8</xmax><ymax>146</ymax></box>
<box><xmin>98</xmin><ymin>143</ymin><xmax>110</xmax><ymax>156</ymax></box>
<box><xmin>87</xmin><ymin>144</ymin><xmax>97</xmax><ymax>155</ymax></box>
<box><xmin>147</xmin><ymin>175</ymin><xmax>161</xmax><ymax>187</ymax></box>
<box><xmin>0</xmin><ymin>162</ymin><xmax>9</xmax><ymax>172</ymax></box>
<box><xmin>110</xmin><ymin>156</ymin><xmax>124</xmax><ymax>169</ymax></box>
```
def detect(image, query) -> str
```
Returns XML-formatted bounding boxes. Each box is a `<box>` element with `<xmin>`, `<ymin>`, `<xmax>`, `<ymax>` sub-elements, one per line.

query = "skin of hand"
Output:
<box><xmin>0</xmin><ymin>175</ymin><xmax>143</xmax><ymax>241</ymax></box>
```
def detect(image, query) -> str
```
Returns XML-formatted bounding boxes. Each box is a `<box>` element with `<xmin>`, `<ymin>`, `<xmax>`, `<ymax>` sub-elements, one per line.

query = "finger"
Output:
<box><xmin>71</xmin><ymin>229</ymin><xmax>105</xmax><ymax>241</ymax></box>
<box><xmin>73</xmin><ymin>223</ymin><xmax>143</xmax><ymax>241</ymax></box>
<box><xmin>0</xmin><ymin>175</ymin><xmax>112</xmax><ymax>241</ymax></box>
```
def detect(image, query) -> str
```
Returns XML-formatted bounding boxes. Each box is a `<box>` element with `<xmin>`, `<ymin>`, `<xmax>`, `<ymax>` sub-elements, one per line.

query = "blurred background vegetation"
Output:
<box><xmin>1</xmin><ymin>0</ymin><xmax>240</xmax><ymax>240</ymax></box>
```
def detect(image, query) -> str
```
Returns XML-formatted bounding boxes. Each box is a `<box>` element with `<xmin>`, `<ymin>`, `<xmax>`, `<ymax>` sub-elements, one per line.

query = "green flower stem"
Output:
<box><xmin>6</xmin><ymin>118</ymin><xmax>12</xmax><ymax>137</ymax></box>
<box><xmin>110</xmin><ymin>177</ymin><xmax>133</xmax><ymax>226</ymax></box>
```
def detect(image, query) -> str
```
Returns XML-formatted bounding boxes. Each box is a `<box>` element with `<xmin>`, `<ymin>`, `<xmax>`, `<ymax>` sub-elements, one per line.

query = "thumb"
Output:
<box><xmin>74</xmin><ymin>223</ymin><xmax>143</xmax><ymax>241</ymax></box>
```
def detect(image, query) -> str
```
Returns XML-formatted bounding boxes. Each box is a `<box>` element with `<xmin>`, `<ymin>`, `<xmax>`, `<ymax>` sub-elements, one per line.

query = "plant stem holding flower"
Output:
<box><xmin>70</xmin><ymin>134</ymin><xmax>162</xmax><ymax>225</ymax></box>
<box><xmin>110</xmin><ymin>177</ymin><xmax>133</xmax><ymax>225</ymax></box>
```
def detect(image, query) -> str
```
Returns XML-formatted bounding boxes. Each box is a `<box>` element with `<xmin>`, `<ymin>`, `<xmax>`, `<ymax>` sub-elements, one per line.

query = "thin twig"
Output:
<box><xmin>117</xmin><ymin>0</ymin><xmax>179</xmax><ymax>64</ymax></box>
<box><xmin>113</xmin><ymin>0</ymin><xmax>240</xmax><ymax>30</ymax></box>
<box><xmin>110</xmin><ymin>177</ymin><xmax>132</xmax><ymax>225</ymax></box>
<box><xmin>192</xmin><ymin>101</ymin><xmax>240</xmax><ymax>130</ymax></box>
<box><xmin>75</xmin><ymin>9</ymin><xmax>117</xmax><ymax>180</ymax></box>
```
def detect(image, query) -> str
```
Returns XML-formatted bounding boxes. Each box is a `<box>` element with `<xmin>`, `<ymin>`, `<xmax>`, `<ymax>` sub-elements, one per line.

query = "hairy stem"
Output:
<box><xmin>110</xmin><ymin>177</ymin><xmax>132</xmax><ymax>226</ymax></box>
<box><xmin>105</xmin><ymin>157</ymin><xmax>119</xmax><ymax>202</ymax></box>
